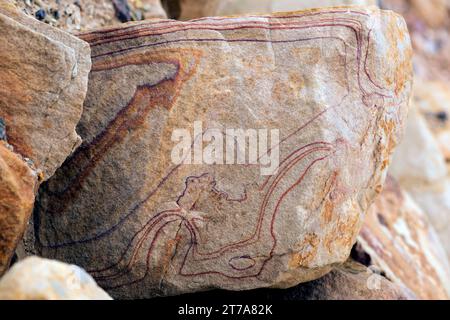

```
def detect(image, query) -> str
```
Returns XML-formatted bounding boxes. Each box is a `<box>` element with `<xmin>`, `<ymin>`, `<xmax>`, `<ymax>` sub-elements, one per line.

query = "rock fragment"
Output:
<box><xmin>355</xmin><ymin>176</ymin><xmax>450</xmax><ymax>300</ymax></box>
<box><xmin>0</xmin><ymin>142</ymin><xmax>36</xmax><ymax>276</ymax></box>
<box><xmin>0</xmin><ymin>256</ymin><xmax>112</xmax><ymax>300</ymax></box>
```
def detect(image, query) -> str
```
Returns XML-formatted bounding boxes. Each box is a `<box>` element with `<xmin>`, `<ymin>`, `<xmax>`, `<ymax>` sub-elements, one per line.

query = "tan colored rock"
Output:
<box><xmin>0</xmin><ymin>2</ymin><xmax>91</xmax><ymax>180</ymax></box>
<box><xmin>414</xmin><ymin>80</ymin><xmax>450</xmax><ymax>162</ymax></box>
<box><xmin>380</xmin><ymin>0</ymin><xmax>450</xmax><ymax>82</ymax></box>
<box><xmin>389</xmin><ymin>105</ymin><xmax>450</xmax><ymax>259</ymax></box>
<box><xmin>0</xmin><ymin>142</ymin><xmax>36</xmax><ymax>276</ymax></box>
<box><xmin>35</xmin><ymin>7</ymin><xmax>412</xmax><ymax>298</ymax></box>
<box><xmin>268</xmin><ymin>260</ymin><xmax>415</xmax><ymax>300</ymax></box>
<box><xmin>0</xmin><ymin>256</ymin><xmax>112</xmax><ymax>300</ymax></box>
<box><xmin>11</xmin><ymin>0</ymin><xmax>167</xmax><ymax>32</ymax></box>
<box><xmin>163</xmin><ymin>0</ymin><xmax>377</xmax><ymax>20</ymax></box>
<box><xmin>356</xmin><ymin>176</ymin><xmax>450</xmax><ymax>300</ymax></box>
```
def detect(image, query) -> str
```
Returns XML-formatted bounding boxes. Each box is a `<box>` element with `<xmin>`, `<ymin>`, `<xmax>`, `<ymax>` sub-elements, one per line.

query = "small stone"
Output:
<box><xmin>35</xmin><ymin>8</ymin><xmax>46</xmax><ymax>20</ymax></box>
<box><xmin>0</xmin><ymin>256</ymin><xmax>112</xmax><ymax>300</ymax></box>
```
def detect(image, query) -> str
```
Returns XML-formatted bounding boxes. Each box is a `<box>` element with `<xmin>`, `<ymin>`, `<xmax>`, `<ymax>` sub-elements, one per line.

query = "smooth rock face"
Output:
<box><xmin>0</xmin><ymin>256</ymin><xmax>112</xmax><ymax>300</ymax></box>
<box><xmin>390</xmin><ymin>103</ymin><xmax>450</xmax><ymax>259</ymax></box>
<box><xmin>0</xmin><ymin>2</ymin><xmax>91</xmax><ymax>180</ymax></box>
<box><xmin>35</xmin><ymin>7</ymin><xmax>412</xmax><ymax>298</ymax></box>
<box><xmin>0</xmin><ymin>142</ymin><xmax>36</xmax><ymax>276</ymax></box>
<box><xmin>356</xmin><ymin>176</ymin><xmax>450</xmax><ymax>300</ymax></box>
<box><xmin>163</xmin><ymin>0</ymin><xmax>377</xmax><ymax>20</ymax></box>
<box><xmin>269</xmin><ymin>260</ymin><xmax>415</xmax><ymax>300</ymax></box>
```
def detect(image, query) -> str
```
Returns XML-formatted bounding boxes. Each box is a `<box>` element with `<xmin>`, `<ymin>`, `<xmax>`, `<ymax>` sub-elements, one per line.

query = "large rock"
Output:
<box><xmin>355</xmin><ymin>176</ymin><xmax>450</xmax><ymax>300</ymax></box>
<box><xmin>163</xmin><ymin>0</ymin><xmax>377</xmax><ymax>20</ymax></box>
<box><xmin>35</xmin><ymin>7</ymin><xmax>412</xmax><ymax>298</ymax></box>
<box><xmin>389</xmin><ymin>104</ymin><xmax>450</xmax><ymax>259</ymax></box>
<box><xmin>0</xmin><ymin>256</ymin><xmax>112</xmax><ymax>300</ymax></box>
<box><xmin>0</xmin><ymin>2</ymin><xmax>91</xmax><ymax>180</ymax></box>
<box><xmin>414</xmin><ymin>80</ymin><xmax>450</xmax><ymax>162</ymax></box>
<box><xmin>11</xmin><ymin>0</ymin><xmax>167</xmax><ymax>32</ymax></box>
<box><xmin>0</xmin><ymin>142</ymin><xmax>36</xmax><ymax>275</ymax></box>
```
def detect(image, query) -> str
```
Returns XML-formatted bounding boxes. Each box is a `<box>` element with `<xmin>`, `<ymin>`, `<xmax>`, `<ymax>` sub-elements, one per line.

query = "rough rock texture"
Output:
<box><xmin>163</xmin><ymin>0</ymin><xmax>377</xmax><ymax>20</ymax></box>
<box><xmin>35</xmin><ymin>7</ymin><xmax>412</xmax><ymax>298</ymax></box>
<box><xmin>390</xmin><ymin>102</ymin><xmax>450</xmax><ymax>259</ymax></box>
<box><xmin>414</xmin><ymin>80</ymin><xmax>450</xmax><ymax>162</ymax></box>
<box><xmin>11</xmin><ymin>0</ymin><xmax>167</xmax><ymax>32</ymax></box>
<box><xmin>0</xmin><ymin>256</ymin><xmax>112</xmax><ymax>300</ymax></box>
<box><xmin>0</xmin><ymin>1</ymin><xmax>91</xmax><ymax>180</ymax></box>
<box><xmin>380</xmin><ymin>0</ymin><xmax>450</xmax><ymax>82</ymax></box>
<box><xmin>267</xmin><ymin>260</ymin><xmax>415</xmax><ymax>300</ymax></box>
<box><xmin>0</xmin><ymin>142</ymin><xmax>36</xmax><ymax>276</ymax></box>
<box><xmin>355</xmin><ymin>176</ymin><xmax>450</xmax><ymax>300</ymax></box>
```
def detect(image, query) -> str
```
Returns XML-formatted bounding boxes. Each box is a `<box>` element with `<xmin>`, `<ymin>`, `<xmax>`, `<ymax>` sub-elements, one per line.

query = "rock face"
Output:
<box><xmin>0</xmin><ymin>256</ymin><xmax>112</xmax><ymax>300</ymax></box>
<box><xmin>268</xmin><ymin>260</ymin><xmax>415</xmax><ymax>300</ymax></box>
<box><xmin>355</xmin><ymin>176</ymin><xmax>450</xmax><ymax>300</ymax></box>
<box><xmin>0</xmin><ymin>142</ymin><xmax>36</xmax><ymax>275</ymax></box>
<box><xmin>35</xmin><ymin>7</ymin><xmax>412</xmax><ymax>298</ymax></box>
<box><xmin>163</xmin><ymin>0</ymin><xmax>377</xmax><ymax>20</ymax></box>
<box><xmin>389</xmin><ymin>100</ymin><xmax>450</xmax><ymax>259</ymax></box>
<box><xmin>0</xmin><ymin>2</ymin><xmax>91</xmax><ymax>180</ymax></box>
<box><xmin>11</xmin><ymin>0</ymin><xmax>167</xmax><ymax>32</ymax></box>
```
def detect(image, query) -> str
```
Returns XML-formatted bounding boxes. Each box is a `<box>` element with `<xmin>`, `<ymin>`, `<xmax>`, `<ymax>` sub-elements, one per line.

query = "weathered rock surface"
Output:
<box><xmin>0</xmin><ymin>142</ymin><xmax>36</xmax><ymax>276</ymax></box>
<box><xmin>35</xmin><ymin>7</ymin><xmax>412</xmax><ymax>298</ymax></box>
<box><xmin>0</xmin><ymin>256</ymin><xmax>112</xmax><ymax>300</ymax></box>
<box><xmin>267</xmin><ymin>260</ymin><xmax>416</xmax><ymax>300</ymax></box>
<box><xmin>0</xmin><ymin>1</ymin><xmax>91</xmax><ymax>180</ymax></box>
<box><xmin>355</xmin><ymin>176</ymin><xmax>450</xmax><ymax>300</ymax></box>
<box><xmin>380</xmin><ymin>0</ymin><xmax>450</xmax><ymax>82</ymax></box>
<box><xmin>163</xmin><ymin>0</ymin><xmax>377</xmax><ymax>20</ymax></box>
<box><xmin>11</xmin><ymin>0</ymin><xmax>167</xmax><ymax>32</ymax></box>
<box><xmin>390</xmin><ymin>102</ymin><xmax>450</xmax><ymax>259</ymax></box>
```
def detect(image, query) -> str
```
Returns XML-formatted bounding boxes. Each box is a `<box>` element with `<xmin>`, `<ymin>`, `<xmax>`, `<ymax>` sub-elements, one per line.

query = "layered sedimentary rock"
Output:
<box><xmin>0</xmin><ymin>142</ymin><xmax>36</xmax><ymax>275</ymax></box>
<box><xmin>390</xmin><ymin>105</ymin><xmax>450</xmax><ymax>259</ymax></box>
<box><xmin>0</xmin><ymin>2</ymin><xmax>91</xmax><ymax>180</ymax></box>
<box><xmin>355</xmin><ymin>176</ymin><xmax>450</xmax><ymax>300</ymax></box>
<box><xmin>0</xmin><ymin>256</ymin><xmax>112</xmax><ymax>300</ymax></box>
<box><xmin>11</xmin><ymin>0</ymin><xmax>167</xmax><ymax>32</ymax></box>
<box><xmin>35</xmin><ymin>7</ymin><xmax>412</xmax><ymax>298</ymax></box>
<box><xmin>163</xmin><ymin>0</ymin><xmax>377</xmax><ymax>20</ymax></box>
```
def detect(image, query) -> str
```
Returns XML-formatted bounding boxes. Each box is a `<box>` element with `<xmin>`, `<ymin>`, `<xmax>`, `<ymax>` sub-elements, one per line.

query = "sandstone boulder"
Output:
<box><xmin>355</xmin><ymin>176</ymin><xmax>450</xmax><ymax>300</ymax></box>
<box><xmin>414</xmin><ymin>80</ymin><xmax>450</xmax><ymax>162</ymax></box>
<box><xmin>35</xmin><ymin>7</ymin><xmax>412</xmax><ymax>298</ymax></box>
<box><xmin>390</xmin><ymin>104</ymin><xmax>450</xmax><ymax>259</ymax></box>
<box><xmin>163</xmin><ymin>0</ymin><xmax>377</xmax><ymax>20</ymax></box>
<box><xmin>0</xmin><ymin>2</ymin><xmax>91</xmax><ymax>180</ymax></box>
<box><xmin>0</xmin><ymin>142</ymin><xmax>36</xmax><ymax>275</ymax></box>
<box><xmin>0</xmin><ymin>256</ymin><xmax>112</xmax><ymax>300</ymax></box>
<box><xmin>380</xmin><ymin>0</ymin><xmax>450</xmax><ymax>82</ymax></box>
